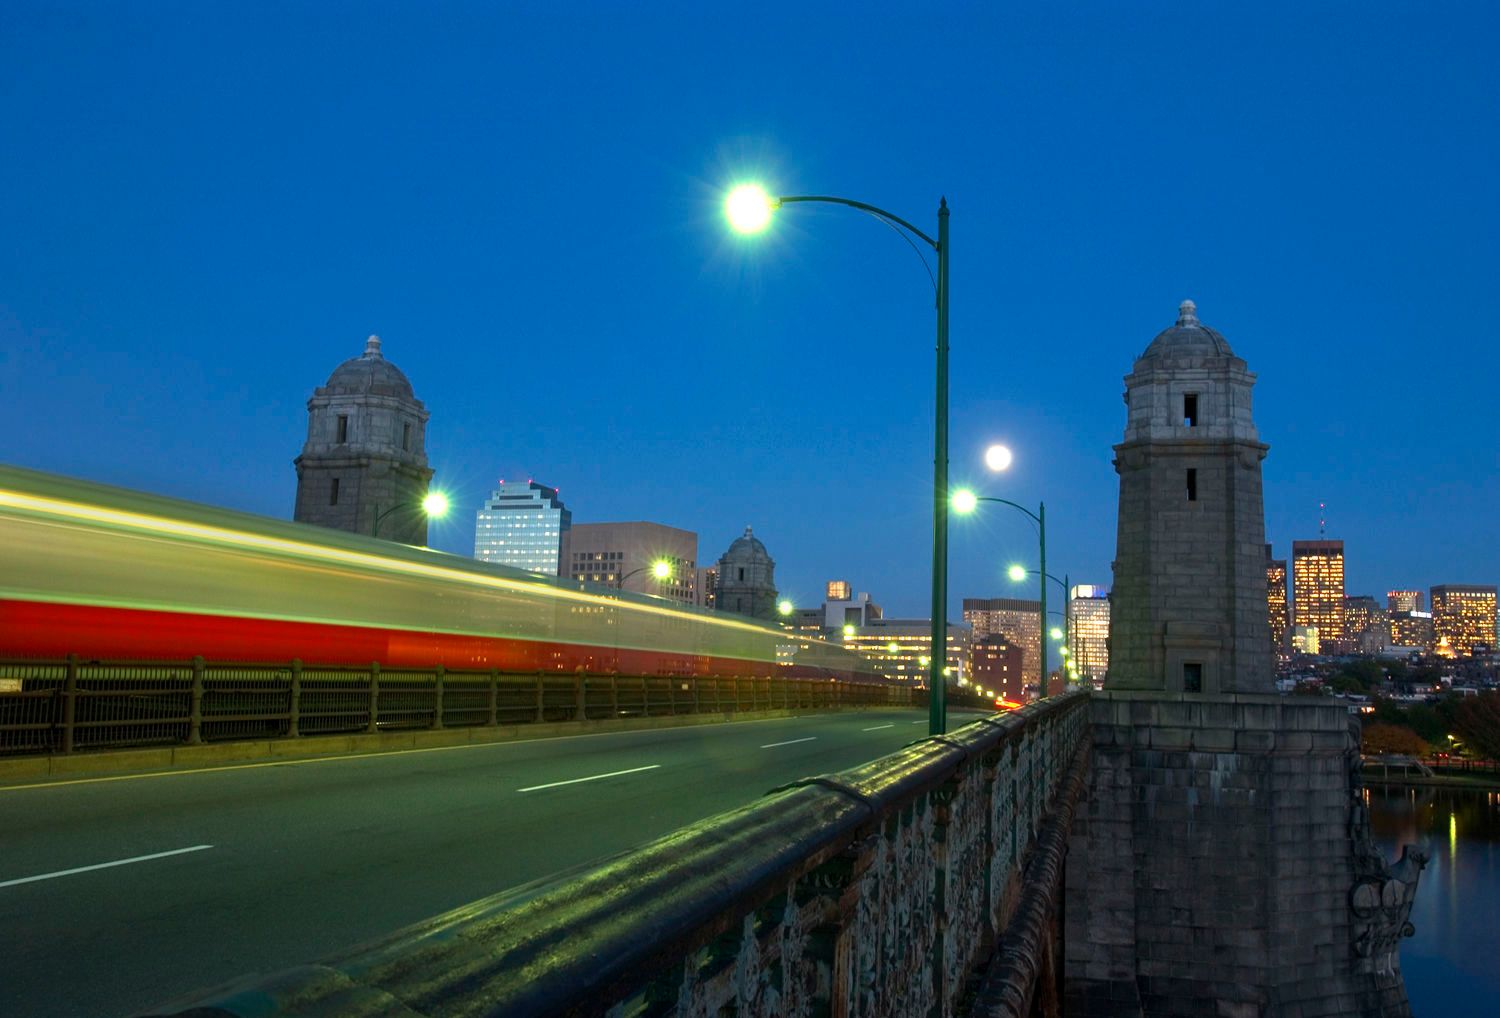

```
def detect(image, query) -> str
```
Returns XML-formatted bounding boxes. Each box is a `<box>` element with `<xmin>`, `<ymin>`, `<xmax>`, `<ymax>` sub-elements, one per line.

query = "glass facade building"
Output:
<box><xmin>1067</xmin><ymin>585</ymin><xmax>1111</xmax><ymax>682</ymax></box>
<box><xmin>1266</xmin><ymin>548</ymin><xmax>1289</xmax><ymax>654</ymax></box>
<box><xmin>473</xmin><ymin>480</ymin><xmax>570</xmax><ymax>575</ymax></box>
<box><xmin>1387</xmin><ymin>590</ymin><xmax>1423</xmax><ymax>615</ymax></box>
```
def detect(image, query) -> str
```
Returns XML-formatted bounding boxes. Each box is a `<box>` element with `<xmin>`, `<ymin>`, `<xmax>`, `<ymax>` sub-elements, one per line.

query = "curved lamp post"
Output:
<box><xmin>953</xmin><ymin>491</ymin><xmax>1050</xmax><ymax>696</ymax></box>
<box><xmin>372</xmin><ymin>490</ymin><xmax>450</xmax><ymax>542</ymax></box>
<box><xmin>616</xmin><ymin>559</ymin><xmax>674</xmax><ymax>589</ymax></box>
<box><xmin>725</xmin><ymin>184</ymin><xmax>951</xmax><ymax>736</ymax></box>
<box><xmin>1011</xmin><ymin>564</ymin><xmax>1072</xmax><ymax>692</ymax></box>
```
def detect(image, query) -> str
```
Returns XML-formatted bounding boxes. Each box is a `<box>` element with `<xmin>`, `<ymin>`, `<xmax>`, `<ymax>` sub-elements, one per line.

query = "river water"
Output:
<box><xmin>1367</xmin><ymin>783</ymin><xmax>1500</xmax><ymax>1016</ymax></box>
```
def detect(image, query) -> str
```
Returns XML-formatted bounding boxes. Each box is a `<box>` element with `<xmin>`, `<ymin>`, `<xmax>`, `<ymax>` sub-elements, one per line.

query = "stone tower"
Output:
<box><xmin>1109</xmin><ymin>299</ymin><xmax>1272</xmax><ymax>693</ymax></box>
<box><xmin>1066</xmin><ymin>302</ymin><xmax>1424</xmax><ymax>1018</ymax></box>
<box><xmin>714</xmin><ymin>527</ymin><xmax>778</xmax><ymax>621</ymax></box>
<box><xmin>293</xmin><ymin>335</ymin><xmax>434</xmax><ymax>545</ymax></box>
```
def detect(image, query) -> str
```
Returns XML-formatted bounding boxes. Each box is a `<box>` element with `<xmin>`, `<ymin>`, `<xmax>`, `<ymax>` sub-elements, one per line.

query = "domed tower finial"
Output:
<box><xmin>744</xmin><ymin>526</ymin><xmax>753</xmax><ymax>537</ymax></box>
<box><xmin>364</xmin><ymin>334</ymin><xmax>383</xmax><ymax>359</ymax></box>
<box><xmin>1177</xmin><ymin>299</ymin><xmax>1198</xmax><ymax>326</ymax></box>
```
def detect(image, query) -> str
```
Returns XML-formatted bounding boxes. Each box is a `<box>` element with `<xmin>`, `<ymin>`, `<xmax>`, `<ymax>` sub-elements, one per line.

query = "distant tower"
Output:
<box><xmin>1108</xmin><ymin>300</ymin><xmax>1273</xmax><ymax>693</ymax></box>
<box><xmin>714</xmin><ymin>527</ymin><xmax>778</xmax><ymax>621</ymax></box>
<box><xmin>293</xmin><ymin>335</ymin><xmax>434</xmax><ymax>545</ymax></box>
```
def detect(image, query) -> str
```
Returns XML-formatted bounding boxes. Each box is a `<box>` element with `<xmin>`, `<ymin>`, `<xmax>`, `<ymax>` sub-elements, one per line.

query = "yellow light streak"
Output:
<box><xmin>0</xmin><ymin>488</ymin><xmax>773</xmax><ymax>637</ymax></box>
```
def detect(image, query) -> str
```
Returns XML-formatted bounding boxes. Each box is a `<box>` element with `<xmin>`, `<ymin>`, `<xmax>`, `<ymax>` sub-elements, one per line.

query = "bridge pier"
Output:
<box><xmin>1063</xmin><ymin>693</ymin><xmax>1424</xmax><ymax>1018</ymax></box>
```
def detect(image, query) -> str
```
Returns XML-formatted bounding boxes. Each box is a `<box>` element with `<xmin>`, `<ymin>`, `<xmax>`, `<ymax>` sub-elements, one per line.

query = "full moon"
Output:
<box><xmin>984</xmin><ymin>443</ymin><xmax>1014</xmax><ymax>472</ymax></box>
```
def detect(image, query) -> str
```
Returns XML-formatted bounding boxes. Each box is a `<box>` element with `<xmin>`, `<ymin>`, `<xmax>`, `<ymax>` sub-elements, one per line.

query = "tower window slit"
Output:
<box><xmin>336</xmin><ymin>415</ymin><xmax>348</xmax><ymax>443</ymax></box>
<box><xmin>330</xmin><ymin>478</ymin><xmax>340</xmax><ymax>506</ymax></box>
<box><xmin>1186</xmin><ymin>468</ymin><xmax>1198</xmax><ymax>502</ymax></box>
<box><xmin>1184</xmin><ymin>393</ymin><xmax>1198</xmax><ymax>426</ymax></box>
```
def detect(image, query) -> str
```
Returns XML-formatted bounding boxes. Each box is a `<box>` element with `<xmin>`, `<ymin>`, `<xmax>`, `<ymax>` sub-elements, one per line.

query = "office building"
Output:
<box><xmin>821</xmin><ymin>587</ymin><xmax>882</xmax><ymax>632</ymax></box>
<box><xmin>473</xmin><ymin>480</ymin><xmax>570</xmax><ymax>574</ymax></box>
<box><xmin>1430</xmin><ymin>585</ymin><xmax>1498</xmax><ymax>657</ymax></box>
<box><xmin>963</xmin><ymin>597</ymin><xmax>1042</xmax><ymax>690</ymax></box>
<box><xmin>563</xmin><ymin>522</ymin><xmax>697</xmax><ymax>604</ymax></box>
<box><xmin>293</xmin><ymin>335</ymin><xmax>434</xmax><ymax>545</ymax></box>
<box><xmin>841</xmin><ymin>618</ymin><xmax>971</xmax><ymax>685</ymax></box>
<box><xmin>1292</xmin><ymin>540</ymin><xmax>1345</xmax><ymax>649</ymax></box>
<box><xmin>1387</xmin><ymin>590</ymin><xmax>1423</xmax><ymax>615</ymax></box>
<box><xmin>826</xmin><ymin>580</ymin><xmax>852</xmax><ymax>602</ymax></box>
<box><xmin>1067</xmin><ymin>585</ymin><xmax>1110</xmax><ymax>682</ymax></box>
<box><xmin>1388</xmin><ymin>611</ymin><xmax>1435</xmax><ymax>651</ymax></box>
<box><xmin>1290</xmin><ymin>625</ymin><xmax>1320</xmax><ymax>655</ymax></box>
<box><xmin>1266</xmin><ymin>547</ymin><xmax>1289</xmax><ymax>653</ymax></box>
<box><xmin>971</xmin><ymin>634</ymin><xmax>1025</xmax><ymax>703</ymax></box>
<box><xmin>1343</xmin><ymin>595</ymin><xmax>1383</xmax><ymax>645</ymax></box>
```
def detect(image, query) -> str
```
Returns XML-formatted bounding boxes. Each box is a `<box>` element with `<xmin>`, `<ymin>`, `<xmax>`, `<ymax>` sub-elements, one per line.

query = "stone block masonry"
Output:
<box><xmin>1064</xmin><ymin>693</ymin><xmax>1424</xmax><ymax>1017</ymax></box>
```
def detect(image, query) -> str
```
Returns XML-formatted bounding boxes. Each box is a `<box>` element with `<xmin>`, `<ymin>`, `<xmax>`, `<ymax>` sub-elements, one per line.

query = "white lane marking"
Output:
<box><xmin>911</xmin><ymin>720</ymin><xmax>927</xmax><ymax>725</ymax></box>
<box><xmin>863</xmin><ymin>723</ymin><xmax>896</xmax><ymax>731</ymax></box>
<box><xmin>0</xmin><ymin>845</ymin><xmax>213</xmax><ymax>890</ymax></box>
<box><xmin>761</xmin><ymin>737</ymin><xmax>817</xmax><ymax>749</ymax></box>
<box><xmin>517</xmin><ymin>764</ymin><xmax>660</xmax><ymax>792</ymax></box>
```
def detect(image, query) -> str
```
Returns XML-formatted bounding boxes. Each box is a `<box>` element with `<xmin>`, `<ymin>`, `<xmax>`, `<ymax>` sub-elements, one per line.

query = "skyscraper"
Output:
<box><xmin>963</xmin><ymin>597</ymin><xmax>1042</xmax><ymax>690</ymax></box>
<box><xmin>1430</xmin><ymin>585</ymin><xmax>1498</xmax><ymax>657</ymax></box>
<box><xmin>1067</xmin><ymin>585</ymin><xmax>1110</xmax><ymax>682</ymax></box>
<box><xmin>473</xmin><ymin>480</ymin><xmax>570</xmax><ymax>575</ymax></box>
<box><xmin>1292</xmin><ymin>540</ymin><xmax>1345</xmax><ymax>650</ymax></box>
<box><xmin>971</xmin><ymin>634</ymin><xmax>1025</xmax><ymax>702</ymax></box>
<box><xmin>1387</xmin><ymin>590</ymin><xmax>1423</xmax><ymax>614</ymax></box>
<box><xmin>293</xmin><ymin>335</ymin><xmax>434</xmax><ymax>545</ymax></box>
<box><xmin>1389</xmin><ymin>611</ymin><xmax>1435</xmax><ymax>651</ymax></box>
<box><xmin>1266</xmin><ymin>547</ymin><xmax>1289</xmax><ymax>654</ymax></box>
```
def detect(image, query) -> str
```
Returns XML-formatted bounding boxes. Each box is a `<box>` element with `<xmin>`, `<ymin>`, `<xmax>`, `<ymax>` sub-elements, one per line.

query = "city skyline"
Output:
<box><xmin>3</xmin><ymin>5</ymin><xmax>1496</xmax><ymax>617</ymax></box>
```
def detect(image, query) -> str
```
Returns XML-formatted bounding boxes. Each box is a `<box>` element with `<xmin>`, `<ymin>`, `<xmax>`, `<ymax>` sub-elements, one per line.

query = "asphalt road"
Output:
<box><xmin>0</xmin><ymin>708</ymin><xmax>982</xmax><ymax>1017</ymax></box>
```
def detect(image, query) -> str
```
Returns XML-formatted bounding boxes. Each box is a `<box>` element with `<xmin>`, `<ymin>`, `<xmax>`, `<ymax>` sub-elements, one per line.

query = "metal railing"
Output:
<box><xmin>0</xmin><ymin>656</ymin><xmax>912</xmax><ymax>757</ymax></box>
<box><xmin>143</xmin><ymin>690</ymin><xmax>1091</xmax><ymax>1018</ymax></box>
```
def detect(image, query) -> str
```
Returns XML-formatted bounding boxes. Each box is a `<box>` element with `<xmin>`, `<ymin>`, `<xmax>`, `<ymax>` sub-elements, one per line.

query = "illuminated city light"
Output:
<box><xmin>651</xmin><ymin>559</ymin><xmax>673</xmax><ymax>580</ymax></box>
<box><xmin>1007</xmin><ymin>564</ymin><xmax>1027</xmax><ymax>582</ymax></box>
<box><xmin>951</xmin><ymin>489</ymin><xmax>978</xmax><ymax>514</ymax></box>
<box><xmin>1049</xmin><ymin>626</ymin><xmax>1063</xmax><ymax>641</ymax></box>
<box><xmin>422</xmin><ymin>491</ymin><xmax>450</xmax><ymax>518</ymax></box>
<box><xmin>777</xmin><ymin>599</ymin><xmax>794</xmax><ymax>616</ymax></box>
<box><xmin>725</xmin><ymin>183</ymin><xmax>775</xmax><ymax>234</ymax></box>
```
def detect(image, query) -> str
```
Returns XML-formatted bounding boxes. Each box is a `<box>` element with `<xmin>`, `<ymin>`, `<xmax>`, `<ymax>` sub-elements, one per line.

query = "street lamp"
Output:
<box><xmin>617</xmin><ymin>559</ymin><xmax>674</xmax><ymax>589</ymax></box>
<box><xmin>371</xmin><ymin>490</ymin><xmax>450</xmax><ymax>541</ymax></box>
<box><xmin>1010</xmin><ymin>566</ymin><xmax>1072</xmax><ymax>693</ymax></box>
<box><xmin>777</xmin><ymin>599</ymin><xmax>794</xmax><ymax>617</ymax></box>
<box><xmin>953</xmin><ymin>490</ymin><xmax>1052</xmax><ymax>697</ymax></box>
<box><xmin>725</xmin><ymin>182</ymin><xmax>951</xmax><ymax>736</ymax></box>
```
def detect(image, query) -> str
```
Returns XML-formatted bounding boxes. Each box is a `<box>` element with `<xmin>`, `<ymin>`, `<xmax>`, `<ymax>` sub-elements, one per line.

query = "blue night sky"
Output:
<box><xmin>2</xmin><ymin>2</ymin><xmax>1496</xmax><ymax>617</ymax></box>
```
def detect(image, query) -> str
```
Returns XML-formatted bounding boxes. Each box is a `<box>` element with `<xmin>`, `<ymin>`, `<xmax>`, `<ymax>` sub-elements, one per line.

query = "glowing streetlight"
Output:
<box><xmin>725</xmin><ymin>184</ymin><xmax>775</xmax><ymax>234</ymax></box>
<box><xmin>951</xmin><ymin>488</ymin><xmax>979</xmax><ymax>515</ymax></box>
<box><xmin>723</xmin><ymin>183</ymin><xmax>951</xmax><ymax>737</ymax></box>
<box><xmin>842</xmin><ymin>624</ymin><xmax>857</xmax><ymax>639</ymax></box>
<box><xmin>777</xmin><ymin>599</ymin><xmax>794</xmax><ymax>616</ymax></box>
<box><xmin>652</xmin><ymin>559</ymin><xmax>673</xmax><ymax>580</ymax></box>
<box><xmin>373</xmin><ymin>489</ymin><xmax>451</xmax><ymax>541</ymax></box>
<box><xmin>886</xmin><ymin>642</ymin><xmax>899</xmax><ymax>654</ymax></box>
<box><xmin>1007</xmin><ymin>564</ymin><xmax>1028</xmax><ymax>583</ymax></box>
<box><xmin>1050</xmin><ymin>626</ymin><xmax>1064</xmax><ymax>641</ymax></box>
<box><xmin>984</xmin><ymin>444</ymin><xmax>1013</xmax><ymax>472</ymax></box>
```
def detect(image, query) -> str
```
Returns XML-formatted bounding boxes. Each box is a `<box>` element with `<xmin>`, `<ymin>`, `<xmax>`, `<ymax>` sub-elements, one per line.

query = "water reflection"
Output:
<box><xmin>1366</xmin><ymin>784</ymin><xmax>1500</xmax><ymax>1015</ymax></box>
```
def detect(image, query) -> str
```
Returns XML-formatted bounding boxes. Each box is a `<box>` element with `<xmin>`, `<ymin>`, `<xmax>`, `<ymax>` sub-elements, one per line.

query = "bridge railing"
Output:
<box><xmin>145</xmin><ymin>689</ymin><xmax>1091</xmax><ymax>1018</ymax></box>
<box><xmin>0</xmin><ymin>656</ymin><xmax>912</xmax><ymax>757</ymax></box>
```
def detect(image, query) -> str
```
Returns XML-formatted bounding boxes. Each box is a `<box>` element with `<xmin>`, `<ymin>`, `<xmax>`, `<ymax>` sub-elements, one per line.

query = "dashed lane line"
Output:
<box><xmin>517</xmin><ymin>764</ymin><xmax>661</xmax><ymax>793</ymax></box>
<box><xmin>862</xmin><ymin>723</ymin><xmax>896</xmax><ymax>731</ymax></box>
<box><xmin>760</xmin><ymin>737</ymin><xmax>818</xmax><ymax>749</ymax></box>
<box><xmin>0</xmin><ymin>845</ymin><xmax>214</xmax><ymax>890</ymax></box>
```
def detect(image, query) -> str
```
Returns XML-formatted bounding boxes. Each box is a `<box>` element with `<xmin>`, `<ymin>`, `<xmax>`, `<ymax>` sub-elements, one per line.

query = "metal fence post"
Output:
<box><xmin>367</xmin><ymin>662</ymin><xmax>381</xmax><ymax>734</ymax></box>
<box><xmin>187</xmin><ymin>656</ymin><xmax>204</xmax><ymax>745</ymax></box>
<box><xmin>691</xmin><ymin>676</ymin><xmax>700</xmax><ymax>715</ymax></box>
<box><xmin>289</xmin><ymin>659</ymin><xmax>302</xmax><ymax>738</ymax></box>
<box><xmin>488</xmin><ymin>669</ymin><xmax>499</xmax><ymax>726</ymax></box>
<box><xmin>609</xmin><ymin>675</ymin><xmax>620</xmax><ymax>717</ymax></box>
<box><xmin>432</xmin><ymin>665</ymin><xmax>445</xmax><ymax>730</ymax></box>
<box><xmin>62</xmin><ymin>653</ymin><xmax>78</xmax><ymax>754</ymax></box>
<box><xmin>641</xmin><ymin>676</ymin><xmax>651</xmax><ymax>717</ymax></box>
<box><xmin>574</xmin><ymin>672</ymin><xmax>586</xmax><ymax>722</ymax></box>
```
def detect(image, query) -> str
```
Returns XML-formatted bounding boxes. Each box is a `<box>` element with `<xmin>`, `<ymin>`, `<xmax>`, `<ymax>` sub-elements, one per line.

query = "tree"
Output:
<box><xmin>1452</xmin><ymin>693</ymin><xmax>1500</xmax><ymax>761</ymax></box>
<box><xmin>1361</xmin><ymin>722</ymin><xmax>1429</xmax><ymax>756</ymax></box>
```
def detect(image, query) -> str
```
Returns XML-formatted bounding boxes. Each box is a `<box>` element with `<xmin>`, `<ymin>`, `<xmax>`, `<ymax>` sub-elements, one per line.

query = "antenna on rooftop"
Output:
<box><xmin>1318</xmin><ymin>501</ymin><xmax>1326</xmax><ymax>537</ymax></box>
